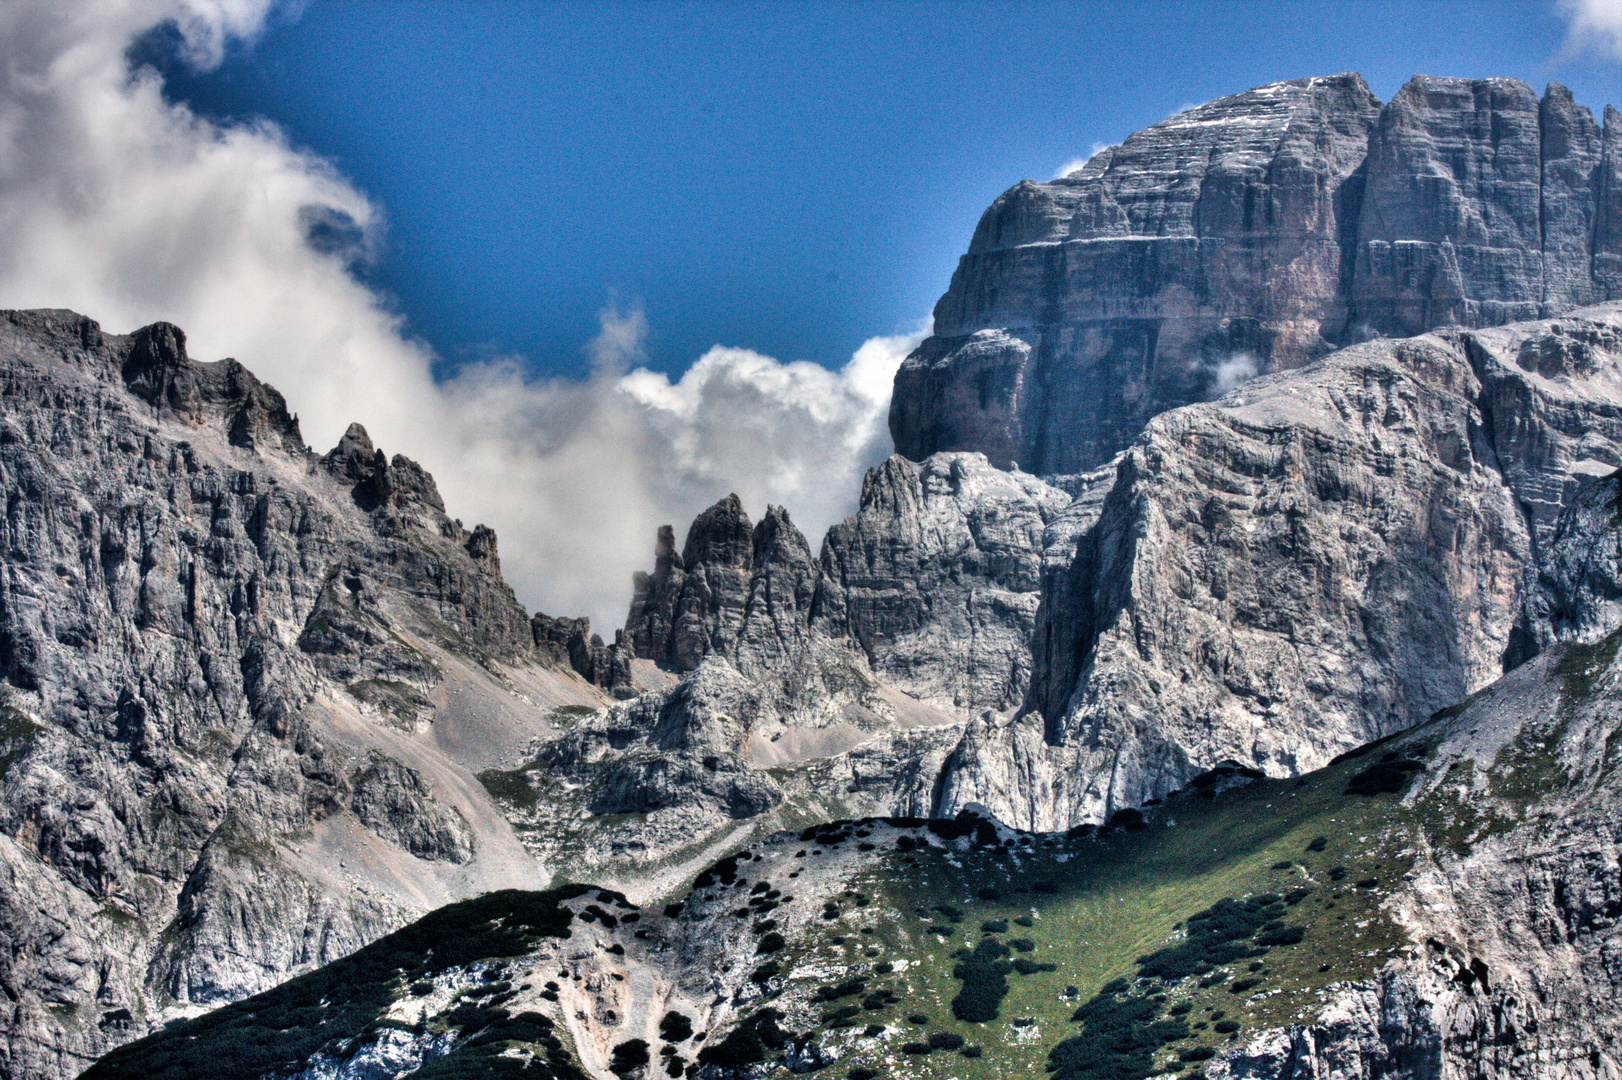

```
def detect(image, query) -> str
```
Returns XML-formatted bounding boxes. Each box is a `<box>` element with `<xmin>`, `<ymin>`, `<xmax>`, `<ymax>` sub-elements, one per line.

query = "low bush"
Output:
<box><xmin>1014</xmin><ymin>958</ymin><xmax>1057</xmax><ymax>975</ymax></box>
<box><xmin>928</xmin><ymin>1031</ymin><xmax>965</xmax><ymax>1050</ymax></box>
<box><xmin>697</xmin><ymin>1010</ymin><xmax>785</xmax><ymax>1071</ymax></box>
<box><xmin>1345</xmin><ymin>757</ymin><xmax>1424</xmax><ymax>796</ymax></box>
<box><xmin>951</xmin><ymin>936</ymin><xmax>1012</xmax><ymax>1022</ymax></box>
<box><xmin>823</xmin><ymin>1005</ymin><xmax>860</xmax><ymax>1026</ymax></box>
<box><xmin>659</xmin><ymin>1012</ymin><xmax>694</xmax><ymax>1043</ymax></box>
<box><xmin>608</xmin><ymin>1040</ymin><xmax>649</xmax><ymax>1077</ymax></box>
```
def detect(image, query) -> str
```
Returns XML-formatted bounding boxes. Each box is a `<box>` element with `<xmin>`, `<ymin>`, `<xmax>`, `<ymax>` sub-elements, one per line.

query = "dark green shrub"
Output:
<box><xmin>1345</xmin><ymin>758</ymin><xmax>1424</xmax><ymax>796</ymax></box>
<box><xmin>961</xmin><ymin>1045</ymin><xmax>983</xmax><ymax>1058</ymax></box>
<box><xmin>659</xmin><ymin>1011</ymin><xmax>694</xmax><ymax>1043</ymax></box>
<box><xmin>901</xmin><ymin>1042</ymin><xmax>932</xmax><ymax>1054</ymax></box>
<box><xmin>756</xmin><ymin>933</ymin><xmax>786</xmax><ymax>955</ymax></box>
<box><xmin>1306</xmin><ymin>837</ymin><xmax>1328</xmax><ymax>852</ymax></box>
<box><xmin>981</xmin><ymin>919</ymin><xmax>1008</xmax><ymax>933</ymax></box>
<box><xmin>1014</xmin><ymin>958</ymin><xmax>1057</xmax><ymax>975</ymax></box>
<box><xmin>928</xmin><ymin>1031</ymin><xmax>965</xmax><ymax>1050</ymax></box>
<box><xmin>609</xmin><ymin>1040</ymin><xmax>649</xmax><ymax>1076</ymax></box>
<box><xmin>816</xmin><ymin>979</ymin><xmax>866</xmax><ymax>1002</ymax></box>
<box><xmin>1180</xmin><ymin>1046</ymin><xmax>1217</xmax><ymax>1062</ymax></box>
<box><xmin>697</xmin><ymin>1010</ymin><xmax>784</xmax><ymax>1070</ymax></box>
<box><xmin>1256</xmin><ymin>925</ymin><xmax>1305</xmax><ymax>947</ymax></box>
<box><xmin>951</xmin><ymin>936</ymin><xmax>1012</xmax><ymax>1022</ymax></box>
<box><xmin>1214</xmin><ymin>1020</ymin><xmax>1240</xmax><ymax>1033</ymax></box>
<box><xmin>1229</xmin><ymin>978</ymin><xmax>1260</xmax><ymax>994</ymax></box>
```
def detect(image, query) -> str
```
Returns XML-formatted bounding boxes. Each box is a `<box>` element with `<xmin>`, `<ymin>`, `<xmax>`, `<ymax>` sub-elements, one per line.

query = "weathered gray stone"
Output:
<box><xmin>0</xmin><ymin>309</ymin><xmax>593</xmax><ymax>1079</ymax></box>
<box><xmin>891</xmin><ymin>74</ymin><xmax>1622</xmax><ymax>477</ymax></box>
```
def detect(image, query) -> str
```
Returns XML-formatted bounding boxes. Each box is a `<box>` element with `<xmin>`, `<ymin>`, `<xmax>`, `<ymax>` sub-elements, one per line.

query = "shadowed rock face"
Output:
<box><xmin>892</xmin><ymin>74</ymin><xmax>1622</xmax><ymax>476</ymax></box>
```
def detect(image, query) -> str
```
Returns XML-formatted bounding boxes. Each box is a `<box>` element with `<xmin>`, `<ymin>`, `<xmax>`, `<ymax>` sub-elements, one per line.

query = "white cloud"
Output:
<box><xmin>1558</xmin><ymin>0</ymin><xmax>1622</xmax><ymax>58</ymax></box>
<box><xmin>1207</xmin><ymin>352</ymin><xmax>1260</xmax><ymax>398</ymax></box>
<box><xmin>1051</xmin><ymin>141</ymin><xmax>1115</xmax><ymax>180</ymax></box>
<box><xmin>0</xmin><ymin>0</ymin><xmax>927</xmax><ymax>630</ymax></box>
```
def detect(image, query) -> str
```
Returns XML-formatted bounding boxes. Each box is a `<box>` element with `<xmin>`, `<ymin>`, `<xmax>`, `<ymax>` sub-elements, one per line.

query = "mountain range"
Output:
<box><xmin>3</xmin><ymin>72</ymin><xmax>1622</xmax><ymax>1080</ymax></box>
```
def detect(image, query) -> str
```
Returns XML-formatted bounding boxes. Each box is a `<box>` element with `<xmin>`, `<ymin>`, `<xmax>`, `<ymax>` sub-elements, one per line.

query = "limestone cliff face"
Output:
<box><xmin>0</xmin><ymin>311</ymin><xmax>609</xmax><ymax>1080</ymax></box>
<box><xmin>938</xmin><ymin>305</ymin><xmax>1622</xmax><ymax>829</ymax></box>
<box><xmin>892</xmin><ymin>74</ymin><xmax>1622</xmax><ymax>476</ymax></box>
<box><xmin>598</xmin><ymin>306</ymin><xmax>1622</xmax><ymax>845</ymax></box>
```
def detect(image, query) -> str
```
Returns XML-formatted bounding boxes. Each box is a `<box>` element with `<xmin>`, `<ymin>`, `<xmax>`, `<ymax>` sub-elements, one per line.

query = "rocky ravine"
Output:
<box><xmin>890</xmin><ymin>73</ymin><xmax>1622</xmax><ymax>477</ymax></box>
<box><xmin>0</xmin><ymin>310</ymin><xmax>627</xmax><ymax>1079</ymax></box>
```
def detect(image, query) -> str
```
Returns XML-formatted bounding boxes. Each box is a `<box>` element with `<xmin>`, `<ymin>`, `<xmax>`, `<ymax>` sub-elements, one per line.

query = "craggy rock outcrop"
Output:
<box><xmin>627</xmin><ymin>496</ymin><xmax>814</xmax><ymax>677</ymax></box>
<box><xmin>1519</xmin><ymin>470</ymin><xmax>1622</xmax><ymax>651</ymax></box>
<box><xmin>938</xmin><ymin>305</ymin><xmax>1622</xmax><ymax>829</ymax></box>
<box><xmin>0</xmin><ymin>310</ymin><xmax>601</xmax><ymax>1079</ymax></box>
<box><xmin>892</xmin><ymin>74</ymin><xmax>1622</xmax><ymax>475</ymax></box>
<box><xmin>531</xmin><ymin>612</ymin><xmax>635</xmax><ymax>698</ymax></box>
<box><xmin>813</xmin><ymin>454</ymin><xmax>1073</xmax><ymax>714</ymax></box>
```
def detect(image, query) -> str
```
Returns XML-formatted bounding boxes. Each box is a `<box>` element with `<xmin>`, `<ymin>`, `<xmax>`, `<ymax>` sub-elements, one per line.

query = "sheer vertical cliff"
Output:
<box><xmin>891</xmin><ymin>74</ymin><xmax>1622</xmax><ymax>477</ymax></box>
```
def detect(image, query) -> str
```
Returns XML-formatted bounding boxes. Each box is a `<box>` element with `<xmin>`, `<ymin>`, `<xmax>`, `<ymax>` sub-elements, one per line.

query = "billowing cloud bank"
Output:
<box><xmin>0</xmin><ymin>0</ymin><xmax>923</xmax><ymax>628</ymax></box>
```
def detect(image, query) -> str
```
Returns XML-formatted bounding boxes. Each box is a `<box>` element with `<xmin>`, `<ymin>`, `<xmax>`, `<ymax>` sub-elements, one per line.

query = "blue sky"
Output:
<box><xmin>147</xmin><ymin>0</ymin><xmax>1622</xmax><ymax>381</ymax></box>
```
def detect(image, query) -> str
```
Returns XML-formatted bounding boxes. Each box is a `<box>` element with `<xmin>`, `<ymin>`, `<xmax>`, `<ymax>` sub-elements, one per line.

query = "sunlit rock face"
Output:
<box><xmin>891</xmin><ymin>74</ymin><xmax>1622</xmax><ymax>477</ymax></box>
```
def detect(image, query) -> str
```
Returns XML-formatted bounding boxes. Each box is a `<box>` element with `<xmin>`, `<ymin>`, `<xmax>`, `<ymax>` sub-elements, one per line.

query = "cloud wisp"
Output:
<box><xmin>1051</xmin><ymin>141</ymin><xmax>1117</xmax><ymax>180</ymax></box>
<box><xmin>1558</xmin><ymin>0</ymin><xmax>1622</xmax><ymax>59</ymax></box>
<box><xmin>0</xmin><ymin>0</ymin><xmax>925</xmax><ymax>629</ymax></box>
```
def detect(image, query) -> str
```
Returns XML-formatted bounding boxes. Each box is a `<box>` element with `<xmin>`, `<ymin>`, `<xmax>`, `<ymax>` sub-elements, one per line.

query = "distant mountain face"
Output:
<box><xmin>890</xmin><ymin>74</ymin><xmax>1622</xmax><ymax>476</ymax></box>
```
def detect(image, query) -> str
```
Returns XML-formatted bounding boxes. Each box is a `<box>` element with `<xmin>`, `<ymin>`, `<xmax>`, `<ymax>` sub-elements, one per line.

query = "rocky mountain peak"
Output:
<box><xmin>320</xmin><ymin>420</ymin><xmax>447</xmax><ymax>515</ymax></box>
<box><xmin>892</xmin><ymin>72</ymin><xmax>1622</xmax><ymax>478</ymax></box>
<box><xmin>116</xmin><ymin>319</ymin><xmax>308</xmax><ymax>455</ymax></box>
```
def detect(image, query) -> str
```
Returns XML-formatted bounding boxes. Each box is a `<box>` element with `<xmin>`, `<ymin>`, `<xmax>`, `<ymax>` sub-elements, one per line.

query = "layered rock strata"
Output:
<box><xmin>892</xmin><ymin>74</ymin><xmax>1622</xmax><ymax>475</ymax></box>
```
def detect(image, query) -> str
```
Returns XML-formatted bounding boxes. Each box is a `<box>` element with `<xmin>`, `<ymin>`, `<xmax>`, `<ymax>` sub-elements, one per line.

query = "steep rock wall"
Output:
<box><xmin>892</xmin><ymin>74</ymin><xmax>1622</xmax><ymax>477</ymax></box>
